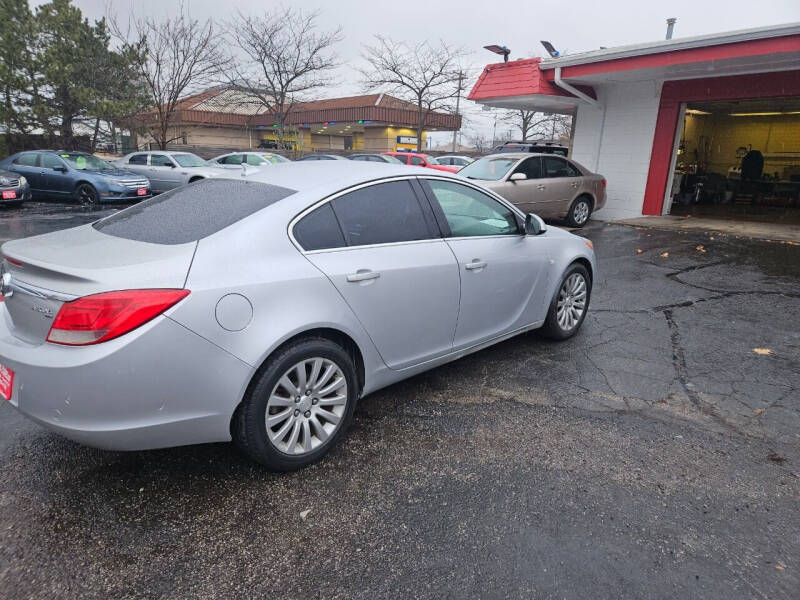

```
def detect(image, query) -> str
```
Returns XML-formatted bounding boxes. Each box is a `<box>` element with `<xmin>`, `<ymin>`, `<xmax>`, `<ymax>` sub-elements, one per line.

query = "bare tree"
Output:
<box><xmin>468</xmin><ymin>132</ymin><xmax>491</xmax><ymax>154</ymax></box>
<box><xmin>224</xmin><ymin>7</ymin><xmax>341</xmax><ymax>150</ymax></box>
<box><xmin>502</xmin><ymin>110</ymin><xmax>572</xmax><ymax>142</ymax></box>
<box><xmin>111</xmin><ymin>6</ymin><xmax>225</xmax><ymax>150</ymax></box>
<box><xmin>360</xmin><ymin>36</ymin><xmax>467</xmax><ymax>152</ymax></box>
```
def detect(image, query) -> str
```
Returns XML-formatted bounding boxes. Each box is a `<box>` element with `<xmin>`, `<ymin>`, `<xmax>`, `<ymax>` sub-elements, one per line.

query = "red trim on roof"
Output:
<box><xmin>543</xmin><ymin>34</ymin><xmax>800</xmax><ymax>79</ymax></box>
<box><xmin>468</xmin><ymin>58</ymin><xmax>596</xmax><ymax>102</ymax></box>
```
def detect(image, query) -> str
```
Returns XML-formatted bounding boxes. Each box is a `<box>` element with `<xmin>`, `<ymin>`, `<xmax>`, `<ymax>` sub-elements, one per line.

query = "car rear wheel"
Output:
<box><xmin>566</xmin><ymin>196</ymin><xmax>592</xmax><ymax>228</ymax></box>
<box><xmin>539</xmin><ymin>263</ymin><xmax>591</xmax><ymax>340</ymax></box>
<box><xmin>233</xmin><ymin>337</ymin><xmax>358</xmax><ymax>471</ymax></box>
<box><xmin>75</xmin><ymin>183</ymin><xmax>98</xmax><ymax>206</ymax></box>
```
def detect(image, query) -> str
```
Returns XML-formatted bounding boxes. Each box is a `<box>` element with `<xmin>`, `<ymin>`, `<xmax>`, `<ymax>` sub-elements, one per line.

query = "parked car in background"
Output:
<box><xmin>116</xmin><ymin>151</ymin><xmax>229</xmax><ymax>194</ymax></box>
<box><xmin>297</xmin><ymin>154</ymin><xmax>349</xmax><ymax>161</ymax></box>
<box><xmin>208</xmin><ymin>151</ymin><xmax>290</xmax><ymax>169</ymax></box>
<box><xmin>0</xmin><ymin>150</ymin><xmax>150</xmax><ymax>205</ymax></box>
<box><xmin>458</xmin><ymin>153</ymin><xmax>606</xmax><ymax>227</ymax></box>
<box><xmin>490</xmin><ymin>141</ymin><xmax>569</xmax><ymax>156</ymax></box>
<box><xmin>0</xmin><ymin>168</ymin><xmax>31</xmax><ymax>207</ymax></box>
<box><xmin>436</xmin><ymin>155</ymin><xmax>474</xmax><ymax>167</ymax></box>
<box><xmin>382</xmin><ymin>152</ymin><xmax>460</xmax><ymax>173</ymax></box>
<box><xmin>348</xmin><ymin>154</ymin><xmax>404</xmax><ymax>164</ymax></box>
<box><xmin>0</xmin><ymin>162</ymin><xmax>595</xmax><ymax>471</ymax></box>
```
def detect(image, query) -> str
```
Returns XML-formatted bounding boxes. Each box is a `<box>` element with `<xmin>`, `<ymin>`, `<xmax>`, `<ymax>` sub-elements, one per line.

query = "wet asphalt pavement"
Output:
<box><xmin>0</xmin><ymin>202</ymin><xmax>798</xmax><ymax>599</ymax></box>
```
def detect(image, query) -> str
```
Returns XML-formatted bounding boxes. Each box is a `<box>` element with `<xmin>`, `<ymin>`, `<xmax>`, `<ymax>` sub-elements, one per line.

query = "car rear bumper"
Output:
<box><xmin>0</xmin><ymin>309</ymin><xmax>253</xmax><ymax>450</ymax></box>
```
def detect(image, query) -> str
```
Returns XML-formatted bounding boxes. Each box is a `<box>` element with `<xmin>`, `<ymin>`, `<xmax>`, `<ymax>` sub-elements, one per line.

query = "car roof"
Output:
<box><xmin>478</xmin><ymin>152</ymin><xmax>570</xmax><ymax>160</ymax></box>
<box><xmin>235</xmin><ymin>161</ymin><xmax>440</xmax><ymax>195</ymax></box>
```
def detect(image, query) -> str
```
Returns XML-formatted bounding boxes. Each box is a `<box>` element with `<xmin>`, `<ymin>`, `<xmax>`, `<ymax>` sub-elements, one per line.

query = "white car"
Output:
<box><xmin>208</xmin><ymin>151</ymin><xmax>290</xmax><ymax>170</ymax></box>
<box><xmin>115</xmin><ymin>151</ymin><xmax>234</xmax><ymax>194</ymax></box>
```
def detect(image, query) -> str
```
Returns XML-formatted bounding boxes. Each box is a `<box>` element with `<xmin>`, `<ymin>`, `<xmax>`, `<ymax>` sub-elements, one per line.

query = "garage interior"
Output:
<box><xmin>668</xmin><ymin>97</ymin><xmax>800</xmax><ymax>225</ymax></box>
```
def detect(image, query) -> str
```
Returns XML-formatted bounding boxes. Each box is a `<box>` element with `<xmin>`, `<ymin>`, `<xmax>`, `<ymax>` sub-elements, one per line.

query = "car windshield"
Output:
<box><xmin>59</xmin><ymin>153</ymin><xmax>115</xmax><ymax>171</ymax></box>
<box><xmin>172</xmin><ymin>153</ymin><xmax>206</xmax><ymax>167</ymax></box>
<box><xmin>259</xmin><ymin>154</ymin><xmax>289</xmax><ymax>164</ymax></box>
<box><xmin>458</xmin><ymin>157</ymin><xmax>517</xmax><ymax>181</ymax></box>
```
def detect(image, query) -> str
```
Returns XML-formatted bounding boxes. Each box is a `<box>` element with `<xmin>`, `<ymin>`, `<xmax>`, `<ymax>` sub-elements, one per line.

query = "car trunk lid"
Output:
<box><xmin>1</xmin><ymin>224</ymin><xmax>196</xmax><ymax>344</ymax></box>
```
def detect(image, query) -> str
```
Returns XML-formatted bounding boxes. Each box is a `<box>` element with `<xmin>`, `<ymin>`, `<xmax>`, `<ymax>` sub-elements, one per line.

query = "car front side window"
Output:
<box><xmin>513</xmin><ymin>157</ymin><xmax>542</xmax><ymax>179</ymax></box>
<box><xmin>40</xmin><ymin>154</ymin><xmax>65</xmax><ymax>169</ymax></box>
<box><xmin>425</xmin><ymin>179</ymin><xmax>519</xmax><ymax>238</ymax></box>
<box><xmin>151</xmin><ymin>154</ymin><xmax>174</xmax><ymax>167</ymax></box>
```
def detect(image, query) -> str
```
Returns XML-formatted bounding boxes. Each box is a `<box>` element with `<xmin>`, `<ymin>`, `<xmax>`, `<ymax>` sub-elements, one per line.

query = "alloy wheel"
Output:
<box><xmin>77</xmin><ymin>185</ymin><xmax>97</xmax><ymax>206</ymax></box>
<box><xmin>556</xmin><ymin>273</ymin><xmax>587</xmax><ymax>331</ymax></box>
<box><xmin>573</xmin><ymin>200</ymin><xmax>590</xmax><ymax>225</ymax></box>
<box><xmin>265</xmin><ymin>357</ymin><xmax>348</xmax><ymax>455</ymax></box>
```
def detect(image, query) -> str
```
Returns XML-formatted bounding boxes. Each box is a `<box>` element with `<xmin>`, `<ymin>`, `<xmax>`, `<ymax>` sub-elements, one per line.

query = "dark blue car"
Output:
<box><xmin>0</xmin><ymin>150</ymin><xmax>151</xmax><ymax>205</ymax></box>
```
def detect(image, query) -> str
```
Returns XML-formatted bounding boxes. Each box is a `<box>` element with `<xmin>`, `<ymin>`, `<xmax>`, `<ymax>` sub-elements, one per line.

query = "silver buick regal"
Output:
<box><xmin>0</xmin><ymin>163</ymin><xmax>596</xmax><ymax>471</ymax></box>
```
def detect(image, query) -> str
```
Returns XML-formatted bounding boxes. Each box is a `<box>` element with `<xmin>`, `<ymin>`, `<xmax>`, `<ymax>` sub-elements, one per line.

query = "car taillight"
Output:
<box><xmin>46</xmin><ymin>289</ymin><xmax>190</xmax><ymax>346</ymax></box>
<box><xmin>602</xmin><ymin>178</ymin><xmax>607</xmax><ymax>188</ymax></box>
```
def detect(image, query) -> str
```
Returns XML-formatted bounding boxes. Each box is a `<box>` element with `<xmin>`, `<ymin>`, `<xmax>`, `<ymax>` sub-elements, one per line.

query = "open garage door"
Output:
<box><xmin>666</xmin><ymin>97</ymin><xmax>800</xmax><ymax>224</ymax></box>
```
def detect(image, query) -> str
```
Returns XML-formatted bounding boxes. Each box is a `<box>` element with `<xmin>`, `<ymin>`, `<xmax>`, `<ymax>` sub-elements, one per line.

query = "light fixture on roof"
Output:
<box><xmin>729</xmin><ymin>111</ymin><xmax>800</xmax><ymax>116</ymax></box>
<box><xmin>540</xmin><ymin>41</ymin><xmax>560</xmax><ymax>58</ymax></box>
<box><xmin>685</xmin><ymin>109</ymin><xmax>711</xmax><ymax>115</ymax></box>
<box><xmin>483</xmin><ymin>44</ymin><xmax>511</xmax><ymax>62</ymax></box>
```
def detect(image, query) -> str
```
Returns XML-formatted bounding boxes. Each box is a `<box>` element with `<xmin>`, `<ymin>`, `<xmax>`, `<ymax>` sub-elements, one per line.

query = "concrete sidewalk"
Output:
<box><xmin>617</xmin><ymin>215</ymin><xmax>800</xmax><ymax>244</ymax></box>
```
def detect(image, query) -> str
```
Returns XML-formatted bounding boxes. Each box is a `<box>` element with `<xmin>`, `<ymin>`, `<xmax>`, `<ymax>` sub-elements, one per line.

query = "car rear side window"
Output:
<box><xmin>13</xmin><ymin>153</ymin><xmax>38</xmax><ymax>166</ymax></box>
<box><xmin>128</xmin><ymin>154</ymin><xmax>147</xmax><ymax>165</ymax></box>
<box><xmin>94</xmin><ymin>179</ymin><xmax>297</xmax><ymax>244</ymax></box>
<box><xmin>543</xmin><ymin>156</ymin><xmax>573</xmax><ymax>178</ymax></box>
<box><xmin>294</xmin><ymin>203</ymin><xmax>346</xmax><ymax>251</ymax></box>
<box><xmin>332</xmin><ymin>181</ymin><xmax>433</xmax><ymax>247</ymax></box>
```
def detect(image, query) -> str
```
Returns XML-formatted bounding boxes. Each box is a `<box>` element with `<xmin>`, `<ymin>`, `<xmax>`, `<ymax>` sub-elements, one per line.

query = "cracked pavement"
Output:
<box><xmin>0</xmin><ymin>203</ymin><xmax>798</xmax><ymax>599</ymax></box>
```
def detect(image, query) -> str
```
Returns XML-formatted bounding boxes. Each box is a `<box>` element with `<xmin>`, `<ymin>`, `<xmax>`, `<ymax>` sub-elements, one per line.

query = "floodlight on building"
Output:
<box><xmin>540</xmin><ymin>41</ymin><xmax>560</xmax><ymax>58</ymax></box>
<box><xmin>483</xmin><ymin>45</ymin><xmax>511</xmax><ymax>62</ymax></box>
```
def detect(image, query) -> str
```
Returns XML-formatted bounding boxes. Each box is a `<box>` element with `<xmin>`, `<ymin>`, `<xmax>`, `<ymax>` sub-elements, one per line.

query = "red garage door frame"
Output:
<box><xmin>642</xmin><ymin>69</ymin><xmax>800</xmax><ymax>215</ymax></box>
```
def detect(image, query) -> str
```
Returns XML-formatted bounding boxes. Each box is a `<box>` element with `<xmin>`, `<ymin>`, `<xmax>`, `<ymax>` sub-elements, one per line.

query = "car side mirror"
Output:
<box><xmin>53</xmin><ymin>165</ymin><xmax>67</xmax><ymax>173</ymax></box>
<box><xmin>509</xmin><ymin>172</ymin><xmax>527</xmax><ymax>182</ymax></box>
<box><xmin>170</xmin><ymin>163</ymin><xmax>177</xmax><ymax>168</ymax></box>
<box><xmin>525</xmin><ymin>213</ymin><xmax>547</xmax><ymax>235</ymax></box>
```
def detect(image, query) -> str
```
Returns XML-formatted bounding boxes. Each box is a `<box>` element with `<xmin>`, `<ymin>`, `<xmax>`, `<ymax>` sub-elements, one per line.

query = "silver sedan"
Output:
<box><xmin>116</xmin><ymin>151</ymin><xmax>233</xmax><ymax>193</ymax></box>
<box><xmin>0</xmin><ymin>162</ymin><xmax>596</xmax><ymax>471</ymax></box>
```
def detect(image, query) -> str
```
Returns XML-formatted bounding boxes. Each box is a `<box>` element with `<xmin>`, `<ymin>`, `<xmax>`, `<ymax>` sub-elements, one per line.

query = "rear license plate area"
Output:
<box><xmin>0</xmin><ymin>363</ymin><xmax>14</xmax><ymax>401</ymax></box>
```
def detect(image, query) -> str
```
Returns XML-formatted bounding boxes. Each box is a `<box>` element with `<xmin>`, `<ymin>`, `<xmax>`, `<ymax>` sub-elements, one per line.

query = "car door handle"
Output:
<box><xmin>465</xmin><ymin>260</ymin><xmax>487</xmax><ymax>270</ymax></box>
<box><xmin>571</xmin><ymin>182</ymin><xmax>579</xmax><ymax>188</ymax></box>
<box><xmin>346</xmin><ymin>270</ymin><xmax>381</xmax><ymax>282</ymax></box>
<box><xmin>536</xmin><ymin>185</ymin><xmax>546</xmax><ymax>190</ymax></box>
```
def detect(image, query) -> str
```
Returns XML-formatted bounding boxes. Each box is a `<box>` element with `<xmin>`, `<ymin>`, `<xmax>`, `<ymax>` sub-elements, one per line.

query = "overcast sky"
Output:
<box><xmin>31</xmin><ymin>0</ymin><xmax>800</xmax><ymax>146</ymax></box>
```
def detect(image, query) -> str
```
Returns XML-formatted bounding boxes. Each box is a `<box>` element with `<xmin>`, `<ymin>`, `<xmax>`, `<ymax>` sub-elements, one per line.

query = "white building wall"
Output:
<box><xmin>571</xmin><ymin>80</ymin><xmax>664</xmax><ymax>220</ymax></box>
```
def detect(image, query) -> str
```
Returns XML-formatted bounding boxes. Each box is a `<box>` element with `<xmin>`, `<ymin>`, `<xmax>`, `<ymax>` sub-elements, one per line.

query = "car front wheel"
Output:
<box><xmin>233</xmin><ymin>337</ymin><xmax>358</xmax><ymax>471</ymax></box>
<box><xmin>75</xmin><ymin>183</ymin><xmax>98</xmax><ymax>206</ymax></box>
<box><xmin>566</xmin><ymin>196</ymin><xmax>592</xmax><ymax>227</ymax></box>
<box><xmin>539</xmin><ymin>263</ymin><xmax>592</xmax><ymax>340</ymax></box>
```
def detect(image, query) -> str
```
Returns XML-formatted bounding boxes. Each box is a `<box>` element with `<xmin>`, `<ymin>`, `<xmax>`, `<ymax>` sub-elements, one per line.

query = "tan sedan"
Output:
<box><xmin>458</xmin><ymin>153</ymin><xmax>606</xmax><ymax>227</ymax></box>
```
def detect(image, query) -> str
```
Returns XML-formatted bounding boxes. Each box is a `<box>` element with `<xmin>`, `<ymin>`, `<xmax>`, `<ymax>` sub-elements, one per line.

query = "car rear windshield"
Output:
<box><xmin>93</xmin><ymin>179</ymin><xmax>297</xmax><ymax>244</ymax></box>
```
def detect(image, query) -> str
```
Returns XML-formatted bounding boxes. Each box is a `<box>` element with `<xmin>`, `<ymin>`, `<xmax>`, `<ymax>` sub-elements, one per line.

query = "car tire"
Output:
<box><xmin>233</xmin><ymin>337</ymin><xmax>358</xmax><ymax>471</ymax></box>
<box><xmin>539</xmin><ymin>263</ymin><xmax>592</xmax><ymax>340</ymax></box>
<box><xmin>566</xmin><ymin>196</ymin><xmax>592</xmax><ymax>228</ymax></box>
<box><xmin>75</xmin><ymin>183</ymin><xmax>99</xmax><ymax>206</ymax></box>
